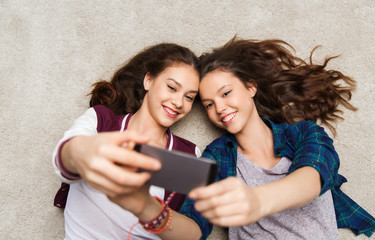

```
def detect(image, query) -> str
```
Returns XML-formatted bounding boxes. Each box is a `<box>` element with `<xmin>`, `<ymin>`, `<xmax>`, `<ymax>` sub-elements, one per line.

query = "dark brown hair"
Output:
<box><xmin>89</xmin><ymin>43</ymin><xmax>199</xmax><ymax>115</ymax></box>
<box><xmin>199</xmin><ymin>37</ymin><xmax>357</xmax><ymax>135</ymax></box>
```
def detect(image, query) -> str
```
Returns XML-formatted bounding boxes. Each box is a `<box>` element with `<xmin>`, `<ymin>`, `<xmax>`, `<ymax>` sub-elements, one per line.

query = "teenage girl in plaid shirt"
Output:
<box><xmin>180</xmin><ymin>37</ymin><xmax>375</xmax><ymax>239</ymax></box>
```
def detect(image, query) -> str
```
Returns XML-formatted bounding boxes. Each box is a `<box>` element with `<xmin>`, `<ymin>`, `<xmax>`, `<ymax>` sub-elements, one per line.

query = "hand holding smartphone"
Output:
<box><xmin>134</xmin><ymin>144</ymin><xmax>217</xmax><ymax>195</ymax></box>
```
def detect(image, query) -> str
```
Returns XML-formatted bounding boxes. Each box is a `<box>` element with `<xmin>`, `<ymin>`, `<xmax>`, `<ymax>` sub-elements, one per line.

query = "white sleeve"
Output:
<box><xmin>52</xmin><ymin>107</ymin><xmax>98</xmax><ymax>183</ymax></box>
<box><xmin>195</xmin><ymin>146</ymin><xmax>202</xmax><ymax>158</ymax></box>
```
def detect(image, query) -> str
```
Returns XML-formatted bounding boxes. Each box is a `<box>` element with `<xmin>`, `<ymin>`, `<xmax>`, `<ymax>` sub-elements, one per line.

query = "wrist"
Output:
<box><xmin>59</xmin><ymin>137</ymin><xmax>80</xmax><ymax>177</ymax></box>
<box><xmin>252</xmin><ymin>185</ymin><xmax>273</xmax><ymax>218</ymax></box>
<box><xmin>138</xmin><ymin>195</ymin><xmax>174</xmax><ymax>235</ymax></box>
<box><xmin>136</xmin><ymin>195</ymin><xmax>163</xmax><ymax>222</ymax></box>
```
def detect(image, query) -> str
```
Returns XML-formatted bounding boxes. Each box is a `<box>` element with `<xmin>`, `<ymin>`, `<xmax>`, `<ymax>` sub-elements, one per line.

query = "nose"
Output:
<box><xmin>215</xmin><ymin>101</ymin><xmax>226</xmax><ymax>113</ymax></box>
<box><xmin>171</xmin><ymin>94</ymin><xmax>183</xmax><ymax>109</ymax></box>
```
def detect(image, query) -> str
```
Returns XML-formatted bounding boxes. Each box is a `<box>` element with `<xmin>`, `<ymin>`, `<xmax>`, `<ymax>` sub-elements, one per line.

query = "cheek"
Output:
<box><xmin>206</xmin><ymin>110</ymin><xmax>218</xmax><ymax>122</ymax></box>
<box><xmin>157</xmin><ymin>89</ymin><xmax>171</xmax><ymax>101</ymax></box>
<box><xmin>182</xmin><ymin>101</ymin><xmax>193</xmax><ymax>112</ymax></box>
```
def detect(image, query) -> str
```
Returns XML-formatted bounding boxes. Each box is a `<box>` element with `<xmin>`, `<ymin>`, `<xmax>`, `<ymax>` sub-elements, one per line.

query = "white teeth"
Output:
<box><xmin>223</xmin><ymin>113</ymin><xmax>235</xmax><ymax>123</ymax></box>
<box><xmin>165</xmin><ymin>107</ymin><xmax>177</xmax><ymax>115</ymax></box>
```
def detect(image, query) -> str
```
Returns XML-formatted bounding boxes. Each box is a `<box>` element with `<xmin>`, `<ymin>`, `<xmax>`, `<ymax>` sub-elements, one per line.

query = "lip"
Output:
<box><xmin>221</xmin><ymin>111</ymin><xmax>237</xmax><ymax>125</ymax></box>
<box><xmin>163</xmin><ymin>105</ymin><xmax>179</xmax><ymax>118</ymax></box>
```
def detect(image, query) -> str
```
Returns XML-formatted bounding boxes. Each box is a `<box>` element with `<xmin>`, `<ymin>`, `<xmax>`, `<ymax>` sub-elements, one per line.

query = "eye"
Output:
<box><xmin>185</xmin><ymin>95</ymin><xmax>195</xmax><ymax>102</ymax></box>
<box><xmin>205</xmin><ymin>103</ymin><xmax>213</xmax><ymax>109</ymax></box>
<box><xmin>223</xmin><ymin>90</ymin><xmax>231</xmax><ymax>97</ymax></box>
<box><xmin>168</xmin><ymin>85</ymin><xmax>176</xmax><ymax>92</ymax></box>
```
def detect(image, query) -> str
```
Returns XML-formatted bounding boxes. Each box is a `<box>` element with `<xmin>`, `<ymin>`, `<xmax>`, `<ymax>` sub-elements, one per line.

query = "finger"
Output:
<box><xmin>193</xmin><ymin>188</ymin><xmax>238</xmax><ymax>212</ymax></box>
<box><xmin>111</xmin><ymin>169</ymin><xmax>152</xmax><ymax>188</ymax></box>
<box><xmin>104</xmin><ymin>131</ymin><xmax>150</xmax><ymax>146</ymax></box>
<box><xmin>88</xmin><ymin>158</ymin><xmax>152</xmax><ymax>189</ymax></box>
<box><xmin>199</xmin><ymin>201</ymin><xmax>246</xmax><ymax>221</ymax></box>
<box><xmin>85</xmin><ymin>171</ymin><xmax>144</xmax><ymax>197</ymax></box>
<box><xmin>118</xmin><ymin>130</ymin><xmax>150</xmax><ymax>145</ymax></box>
<box><xmin>189</xmin><ymin>177</ymin><xmax>240</xmax><ymax>199</ymax></box>
<box><xmin>98</xmin><ymin>144</ymin><xmax>161</xmax><ymax>170</ymax></box>
<box><xmin>124</xmin><ymin>141</ymin><xmax>136</xmax><ymax>150</ymax></box>
<box><xmin>209</xmin><ymin>213</ymin><xmax>251</xmax><ymax>227</ymax></box>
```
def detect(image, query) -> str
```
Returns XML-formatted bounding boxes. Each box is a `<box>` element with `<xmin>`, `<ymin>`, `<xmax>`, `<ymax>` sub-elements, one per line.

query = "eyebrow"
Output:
<box><xmin>201</xmin><ymin>84</ymin><xmax>230</xmax><ymax>102</ymax></box>
<box><xmin>167</xmin><ymin>78</ymin><xmax>198</xmax><ymax>93</ymax></box>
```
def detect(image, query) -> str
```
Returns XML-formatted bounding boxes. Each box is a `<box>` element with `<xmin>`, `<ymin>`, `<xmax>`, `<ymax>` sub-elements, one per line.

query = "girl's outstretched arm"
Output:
<box><xmin>62</xmin><ymin>131</ymin><xmax>203</xmax><ymax>239</ymax></box>
<box><xmin>189</xmin><ymin>166</ymin><xmax>320</xmax><ymax>227</ymax></box>
<box><xmin>109</xmin><ymin>185</ymin><xmax>202</xmax><ymax>239</ymax></box>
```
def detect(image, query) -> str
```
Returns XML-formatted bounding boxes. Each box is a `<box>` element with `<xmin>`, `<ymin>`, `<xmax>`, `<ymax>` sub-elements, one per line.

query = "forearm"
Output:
<box><xmin>137</xmin><ymin>196</ymin><xmax>202</xmax><ymax>240</ymax></box>
<box><xmin>158</xmin><ymin>211</ymin><xmax>202</xmax><ymax>240</ymax></box>
<box><xmin>254</xmin><ymin>166</ymin><xmax>321</xmax><ymax>218</ymax></box>
<box><xmin>51</xmin><ymin>136</ymin><xmax>82</xmax><ymax>183</ymax></box>
<box><xmin>54</xmin><ymin>107</ymin><xmax>99</xmax><ymax>175</ymax></box>
<box><xmin>60</xmin><ymin>136</ymin><xmax>81</xmax><ymax>174</ymax></box>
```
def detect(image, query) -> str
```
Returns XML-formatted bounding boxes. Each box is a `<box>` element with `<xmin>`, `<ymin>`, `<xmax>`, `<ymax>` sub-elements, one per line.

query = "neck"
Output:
<box><xmin>235</xmin><ymin>116</ymin><xmax>274</xmax><ymax>156</ymax></box>
<box><xmin>127</xmin><ymin>106</ymin><xmax>169</xmax><ymax>148</ymax></box>
<box><xmin>235</xmin><ymin>116</ymin><xmax>279</xmax><ymax>169</ymax></box>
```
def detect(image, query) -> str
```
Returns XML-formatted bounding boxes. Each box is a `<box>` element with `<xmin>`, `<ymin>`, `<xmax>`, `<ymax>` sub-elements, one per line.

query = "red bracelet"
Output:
<box><xmin>139</xmin><ymin>192</ymin><xmax>175</xmax><ymax>234</ymax></box>
<box><xmin>144</xmin><ymin>206</ymin><xmax>172</xmax><ymax>234</ymax></box>
<box><xmin>139</xmin><ymin>197</ymin><xmax>167</xmax><ymax>229</ymax></box>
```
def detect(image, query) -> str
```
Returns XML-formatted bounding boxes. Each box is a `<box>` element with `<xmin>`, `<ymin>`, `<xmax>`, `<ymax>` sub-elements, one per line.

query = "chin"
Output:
<box><xmin>161</xmin><ymin>117</ymin><xmax>180</xmax><ymax>128</ymax></box>
<box><xmin>226</xmin><ymin>125</ymin><xmax>241</xmax><ymax>135</ymax></box>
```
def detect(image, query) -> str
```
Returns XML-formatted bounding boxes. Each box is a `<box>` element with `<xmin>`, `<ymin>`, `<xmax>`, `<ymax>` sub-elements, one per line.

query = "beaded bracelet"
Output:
<box><xmin>145</xmin><ymin>206</ymin><xmax>172</xmax><ymax>234</ymax></box>
<box><xmin>139</xmin><ymin>192</ymin><xmax>175</xmax><ymax>234</ymax></box>
<box><xmin>139</xmin><ymin>197</ymin><xmax>167</xmax><ymax>229</ymax></box>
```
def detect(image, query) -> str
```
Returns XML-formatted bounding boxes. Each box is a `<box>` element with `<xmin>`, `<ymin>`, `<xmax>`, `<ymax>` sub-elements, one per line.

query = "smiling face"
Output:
<box><xmin>199</xmin><ymin>69</ymin><xmax>257</xmax><ymax>135</ymax></box>
<box><xmin>143</xmin><ymin>63</ymin><xmax>199</xmax><ymax>128</ymax></box>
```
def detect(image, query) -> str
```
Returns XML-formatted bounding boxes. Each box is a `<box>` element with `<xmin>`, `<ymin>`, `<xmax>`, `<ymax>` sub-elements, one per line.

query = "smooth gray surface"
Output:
<box><xmin>1</xmin><ymin>1</ymin><xmax>374</xmax><ymax>239</ymax></box>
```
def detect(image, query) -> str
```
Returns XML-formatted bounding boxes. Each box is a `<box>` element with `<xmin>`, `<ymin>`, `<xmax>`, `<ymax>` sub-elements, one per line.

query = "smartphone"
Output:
<box><xmin>134</xmin><ymin>143</ymin><xmax>217</xmax><ymax>194</ymax></box>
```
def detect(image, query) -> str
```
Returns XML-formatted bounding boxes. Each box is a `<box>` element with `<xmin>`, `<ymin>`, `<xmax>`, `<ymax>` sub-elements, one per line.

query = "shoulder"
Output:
<box><xmin>93</xmin><ymin>105</ymin><xmax>126</xmax><ymax>132</ymax></box>
<box><xmin>265</xmin><ymin>118</ymin><xmax>330</xmax><ymax>142</ymax></box>
<box><xmin>207</xmin><ymin>133</ymin><xmax>235</xmax><ymax>148</ymax></box>
<box><xmin>287</xmin><ymin>121</ymin><xmax>331</xmax><ymax>142</ymax></box>
<box><xmin>292</xmin><ymin>120</ymin><xmax>324</xmax><ymax>132</ymax></box>
<box><xmin>172</xmin><ymin>135</ymin><xmax>197</xmax><ymax>155</ymax></box>
<box><xmin>264</xmin><ymin>117</ymin><xmax>320</xmax><ymax>134</ymax></box>
<box><xmin>203</xmin><ymin>133</ymin><xmax>235</xmax><ymax>156</ymax></box>
<box><xmin>93</xmin><ymin>104</ymin><xmax>115</xmax><ymax>116</ymax></box>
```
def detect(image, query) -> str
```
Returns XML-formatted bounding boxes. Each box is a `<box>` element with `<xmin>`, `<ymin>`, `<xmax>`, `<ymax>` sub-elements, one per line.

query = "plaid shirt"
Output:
<box><xmin>180</xmin><ymin>118</ymin><xmax>375</xmax><ymax>239</ymax></box>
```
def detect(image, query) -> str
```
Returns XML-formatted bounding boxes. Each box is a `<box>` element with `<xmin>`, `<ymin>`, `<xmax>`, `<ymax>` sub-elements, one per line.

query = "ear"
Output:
<box><xmin>143</xmin><ymin>73</ymin><xmax>153</xmax><ymax>91</ymax></box>
<box><xmin>246</xmin><ymin>83</ymin><xmax>257</xmax><ymax>97</ymax></box>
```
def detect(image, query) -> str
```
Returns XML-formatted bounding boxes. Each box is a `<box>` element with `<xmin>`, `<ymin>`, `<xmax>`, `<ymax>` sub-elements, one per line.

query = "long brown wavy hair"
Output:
<box><xmin>199</xmin><ymin>37</ymin><xmax>357</xmax><ymax>135</ymax></box>
<box><xmin>90</xmin><ymin>43</ymin><xmax>199</xmax><ymax>115</ymax></box>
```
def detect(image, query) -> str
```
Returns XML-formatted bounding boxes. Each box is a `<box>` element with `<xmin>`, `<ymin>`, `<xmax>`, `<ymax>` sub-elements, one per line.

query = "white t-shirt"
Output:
<box><xmin>229</xmin><ymin>152</ymin><xmax>339</xmax><ymax>240</ymax></box>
